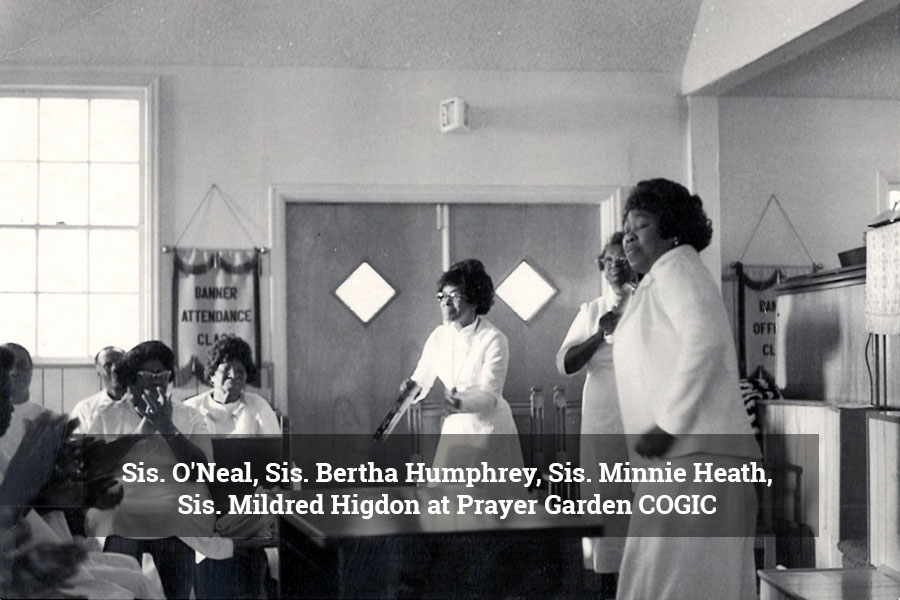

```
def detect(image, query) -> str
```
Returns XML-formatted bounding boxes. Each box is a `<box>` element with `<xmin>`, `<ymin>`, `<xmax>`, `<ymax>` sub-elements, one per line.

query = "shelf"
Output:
<box><xmin>776</xmin><ymin>265</ymin><xmax>865</xmax><ymax>295</ymax></box>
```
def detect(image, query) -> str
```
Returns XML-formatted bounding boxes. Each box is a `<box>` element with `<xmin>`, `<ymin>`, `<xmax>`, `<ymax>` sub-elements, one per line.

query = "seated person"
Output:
<box><xmin>0</xmin><ymin>343</ymin><xmax>51</xmax><ymax>457</ymax></box>
<box><xmin>0</xmin><ymin>345</ymin><xmax>87</xmax><ymax>598</ymax></box>
<box><xmin>82</xmin><ymin>340</ymin><xmax>221</xmax><ymax>600</ymax></box>
<box><xmin>185</xmin><ymin>334</ymin><xmax>280</xmax><ymax>436</ymax></box>
<box><xmin>186</xmin><ymin>335</ymin><xmax>280</xmax><ymax>599</ymax></box>
<box><xmin>0</xmin><ymin>345</ymin><xmax>164</xmax><ymax>599</ymax></box>
<box><xmin>70</xmin><ymin>346</ymin><xmax>127</xmax><ymax>434</ymax></box>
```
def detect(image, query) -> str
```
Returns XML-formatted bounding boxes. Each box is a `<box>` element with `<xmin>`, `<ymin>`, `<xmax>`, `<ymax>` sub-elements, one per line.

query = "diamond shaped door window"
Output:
<box><xmin>334</xmin><ymin>261</ymin><xmax>397</xmax><ymax>324</ymax></box>
<box><xmin>495</xmin><ymin>260</ymin><xmax>556</xmax><ymax>322</ymax></box>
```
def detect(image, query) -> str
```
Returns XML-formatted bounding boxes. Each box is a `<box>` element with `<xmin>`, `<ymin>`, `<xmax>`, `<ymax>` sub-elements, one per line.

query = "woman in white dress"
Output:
<box><xmin>402</xmin><ymin>259</ymin><xmax>524</xmax><ymax>493</ymax></box>
<box><xmin>397</xmin><ymin>259</ymin><xmax>526</xmax><ymax>597</ymax></box>
<box><xmin>556</xmin><ymin>232</ymin><xmax>634</xmax><ymax>589</ymax></box>
<box><xmin>612</xmin><ymin>179</ymin><xmax>762</xmax><ymax>600</ymax></box>
<box><xmin>185</xmin><ymin>334</ymin><xmax>281</xmax><ymax>599</ymax></box>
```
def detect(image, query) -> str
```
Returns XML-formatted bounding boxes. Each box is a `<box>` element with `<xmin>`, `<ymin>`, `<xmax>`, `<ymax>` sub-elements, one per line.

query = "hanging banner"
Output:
<box><xmin>172</xmin><ymin>248</ymin><xmax>261</xmax><ymax>385</ymax></box>
<box><xmin>726</xmin><ymin>263</ymin><xmax>811</xmax><ymax>379</ymax></box>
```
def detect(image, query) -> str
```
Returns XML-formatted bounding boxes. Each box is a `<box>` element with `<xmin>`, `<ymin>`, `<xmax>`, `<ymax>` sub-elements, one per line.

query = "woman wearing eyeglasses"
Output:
<box><xmin>82</xmin><ymin>340</ymin><xmax>220</xmax><ymax>600</ymax></box>
<box><xmin>555</xmin><ymin>232</ymin><xmax>635</xmax><ymax>591</ymax></box>
<box><xmin>402</xmin><ymin>259</ymin><xmax>524</xmax><ymax>489</ymax></box>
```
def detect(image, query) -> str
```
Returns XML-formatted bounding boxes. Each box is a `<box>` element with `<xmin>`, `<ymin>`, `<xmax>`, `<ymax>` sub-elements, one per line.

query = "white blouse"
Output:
<box><xmin>410</xmin><ymin>316</ymin><xmax>508</xmax><ymax>414</ymax></box>
<box><xmin>184</xmin><ymin>390</ymin><xmax>281</xmax><ymax>436</ymax></box>
<box><xmin>80</xmin><ymin>396</ymin><xmax>229</xmax><ymax>558</ymax></box>
<box><xmin>613</xmin><ymin>246</ymin><xmax>761</xmax><ymax>460</ymax></box>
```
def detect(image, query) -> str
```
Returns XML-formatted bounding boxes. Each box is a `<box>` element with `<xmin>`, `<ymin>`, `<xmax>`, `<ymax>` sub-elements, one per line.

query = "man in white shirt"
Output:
<box><xmin>70</xmin><ymin>346</ymin><xmax>126</xmax><ymax>433</ymax></box>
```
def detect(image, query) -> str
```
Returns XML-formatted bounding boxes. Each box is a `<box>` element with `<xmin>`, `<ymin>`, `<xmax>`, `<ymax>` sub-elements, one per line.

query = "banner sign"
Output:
<box><xmin>172</xmin><ymin>248</ymin><xmax>261</xmax><ymax>385</ymax></box>
<box><xmin>730</xmin><ymin>263</ymin><xmax>810</xmax><ymax>379</ymax></box>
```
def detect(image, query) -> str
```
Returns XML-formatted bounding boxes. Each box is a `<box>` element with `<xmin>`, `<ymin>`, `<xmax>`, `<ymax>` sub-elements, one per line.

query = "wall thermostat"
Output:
<box><xmin>439</xmin><ymin>97</ymin><xmax>469</xmax><ymax>133</ymax></box>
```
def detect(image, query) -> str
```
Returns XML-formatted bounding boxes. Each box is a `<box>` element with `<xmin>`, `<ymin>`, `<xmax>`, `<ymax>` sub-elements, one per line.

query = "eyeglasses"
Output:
<box><xmin>136</xmin><ymin>370</ymin><xmax>171</xmax><ymax>387</ymax></box>
<box><xmin>435</xmin><ymin>291</ymin><xmax>467</xmax><ymax>303</ymax></box>
<box><xmin>598</xmin><ymin>255</ymin><xmax>629</xmax><ymax>268</ymax></box>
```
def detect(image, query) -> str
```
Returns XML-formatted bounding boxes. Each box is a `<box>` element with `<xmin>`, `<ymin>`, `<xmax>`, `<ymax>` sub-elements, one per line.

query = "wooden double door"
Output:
<box><xmin>285</xmin><ymin>202</ymin><xmax>602</xmax><ymax>448</ymax></box>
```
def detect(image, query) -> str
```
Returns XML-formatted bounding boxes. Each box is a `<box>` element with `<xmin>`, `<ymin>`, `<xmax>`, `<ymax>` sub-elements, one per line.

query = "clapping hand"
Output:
<box><xmin>443</xmin><ymin>387</ymin><xmax>463</xmax><ymax>415</ymax></box>
<box><xmin>399</xmin><ymin>378</ymin><xmax>420</xmax><ymax>398</ymax></box>
<box><xmin>31</xmin><ymin>421</ymin><xmax>124</xmax><ymax>512</ymax></box>
<box><xmin>598</xmin><ymin>310</ymin><xmax>620</xmax><ymax>337</ymax></box>
<box><xmin>635</xmin><ymin>425</ymin><xmax>675</xmax><ymax>458</ymax></box>
<box><xmin>133</xmin><ymin>386</ymin><xmax>175</xmax><ymax>434</ymax></box>
<box><xmin>1</xmin><ymin>520</ymin><xmax>87</xmax><ymax>599</ymax></box>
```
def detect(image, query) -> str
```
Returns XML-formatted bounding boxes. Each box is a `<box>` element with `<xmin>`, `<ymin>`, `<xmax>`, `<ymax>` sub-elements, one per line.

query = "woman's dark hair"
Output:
<box><xmin>0</xmin><ymin>346</ymin><xmax>15</xmax><ymax>437</ymax></box>
<box><xmin>598</xmin><ymin>231</ymin><xmax>626</xmax><ymax>271</ymax></box>
<box><xmin>623</xmin><ymin>178</ymin><xmax>713</xmax><ymax>252</ymax></box>
<box><xmin>438</xmin><ymin>259</ymin><xmax>495</xmax><ymax>315</ymax></box>
<box><xmin>205</xmin><ymin>334</ymin><xmax>257</xmax><ymax>385</ymax></box>
<box><xmin>118</xmin><ymin>340</ymin><xmax>175</xmax><ymax>387</ymax></box>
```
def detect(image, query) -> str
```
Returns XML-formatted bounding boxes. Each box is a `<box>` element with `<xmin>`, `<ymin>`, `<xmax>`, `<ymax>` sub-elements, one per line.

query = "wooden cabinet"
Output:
<box><xmin>775</xmin><ymin>266</ymin><xmax>872</xmax><ymax>405</ymax></box>
<box><xmin>868</xmin><ymin>411</ymin><xmax>900</xmax><ymax>572</ymax></box>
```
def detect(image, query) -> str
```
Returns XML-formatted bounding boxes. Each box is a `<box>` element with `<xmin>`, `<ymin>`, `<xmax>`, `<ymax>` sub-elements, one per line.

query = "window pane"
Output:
<box><xmin>0</xmin><ymin>163</ymin><xmax>38</xmax><ymax>224</ymax></box>
<box><xmin>0</xmin><ymin>98</ymin><xmax>37</xmax><ymax>160</ymax></box>
<box><xmin>90</xmin><ymin>99</ymin><xmax>140</xmax><ymax>163</ymax></box>
<box><xmin>890</xmin><ymin>189</ymin><xmax>900</xmax><ymax>210</ymax></box>
<box><xmin>39</xmin><ymin>163</ymin><xmax>89</xmax><ymax>225</ymax></box>
<box><xmin>38</xmin><ymin>293</ymin><xmax>88</xmax><ymax>357</ymax></box>
<box><xmin>90</xmin><ymin>230</ymin><xmax>138</xmax><ymax>292</ymax></box>
<box><xmin>90</xmin><ymin>294</ymin><xmax>139</xmax><ymax>352</ymax></box>
<box><xmin>40</xmin><ymin>98</ymin><xmax>89</xmax><ymax>161</ymax></box>
<box><xmin>0</xmin><ymin>229</ymin><xmax>36</xmax><ymax>291</ymax></box>
<box><xmin>90</xmin><ymin>163</ymin><xmax>139</xmax><ymax>225</ymax></box>
<box><xmin>0</xmin><ymin>293</ymin><xmax>36</xmax><ymax>349</ymax></box>
<box><xmin>38</xmin><ymin>229</ymin><xmax>87</xmax><ymax>292</ymax></box>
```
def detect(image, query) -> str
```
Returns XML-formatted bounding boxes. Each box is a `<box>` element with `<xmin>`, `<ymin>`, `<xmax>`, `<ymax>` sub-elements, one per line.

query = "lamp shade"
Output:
<box><xmin>865</xmin><ymin>220</ymin><xmax>900</xmax><ymax>334</ymax></box>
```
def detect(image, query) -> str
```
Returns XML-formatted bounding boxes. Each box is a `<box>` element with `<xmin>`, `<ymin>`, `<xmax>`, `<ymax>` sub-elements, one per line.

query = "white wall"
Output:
<box><xmin>719</xmin><ymin>96</ymin><xmax>900</xmax><ymax>270</ymax></box>
<box><xmin>681</xmin><ymin>0</ymin><xmax>898</xmax><ymax>94</ymax></box>
<box><xmin>152</xmin><ymin>66</ymin><xmax>689</xmax><ymax>358</ymax></box>
<box><xmin>0</xmin><ymin>64</ymin><xmax>692</xmax><ymax>410</ymax></box>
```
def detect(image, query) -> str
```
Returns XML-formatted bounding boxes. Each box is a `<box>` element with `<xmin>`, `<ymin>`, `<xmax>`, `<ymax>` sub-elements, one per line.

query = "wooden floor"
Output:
<box><xmin>758</xmin><ymin>567</ymin><xmax>900</xmax><ymax>600</ymax></box>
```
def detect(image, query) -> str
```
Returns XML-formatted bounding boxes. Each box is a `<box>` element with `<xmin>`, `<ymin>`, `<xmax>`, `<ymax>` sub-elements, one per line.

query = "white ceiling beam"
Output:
<box><xmin>682</xmin><ymin>0</ymin><xmax>900</xmax><ymax>96</ymax></box>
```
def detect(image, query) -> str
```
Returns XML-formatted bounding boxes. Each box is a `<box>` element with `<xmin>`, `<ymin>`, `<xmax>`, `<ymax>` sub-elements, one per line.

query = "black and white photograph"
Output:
<box><xmin>1</xmin><ymin>1</ymin><xmax>900</xmax><ymax>598</ymax></box>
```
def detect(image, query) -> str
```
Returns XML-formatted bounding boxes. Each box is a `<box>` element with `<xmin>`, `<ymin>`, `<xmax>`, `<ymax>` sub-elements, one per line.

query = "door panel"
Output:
<box><xmin>449</xmin><ymin>203</ymin><xmax>602</xmax><ymax>442</ymax></box>
<box><xmin>285</xmin><ymin>203</ymin><xmax>441</xmax><ymax>434</ymax></box>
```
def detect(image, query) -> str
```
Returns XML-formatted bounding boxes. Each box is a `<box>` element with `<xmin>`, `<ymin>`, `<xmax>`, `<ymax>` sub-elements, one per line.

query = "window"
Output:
<box><xmin>889</xmin><ymin>186</ymin><xmax>900</xmax><ymax>212</ymax></box>
<box><xmin>0</xmin><ymin>89</ymin><xmax>152</xmax><ymax>360</ymax></box>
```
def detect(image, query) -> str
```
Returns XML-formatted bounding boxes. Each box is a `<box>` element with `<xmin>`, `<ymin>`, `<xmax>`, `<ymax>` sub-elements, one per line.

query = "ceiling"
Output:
<box><xmin>728</xmin><ymin>6</ymin><xmax>900</xmax><ymax>99</ymax></box>
<box><xmin>0</xmin><ymin>0</ymin><xmax>703</xmax><ymax>73</ymax></box>
<box><xmin>2</xmin><ymin>1</ymin><xmax>898</xmax><ymax>99</ymax></box>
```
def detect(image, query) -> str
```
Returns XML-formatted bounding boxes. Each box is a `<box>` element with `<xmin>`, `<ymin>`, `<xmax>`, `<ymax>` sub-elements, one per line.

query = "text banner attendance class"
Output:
<box><xmin>172</xmin><ymin>248</ymin><xmax>261</xmax><ymax>384</ymax></box>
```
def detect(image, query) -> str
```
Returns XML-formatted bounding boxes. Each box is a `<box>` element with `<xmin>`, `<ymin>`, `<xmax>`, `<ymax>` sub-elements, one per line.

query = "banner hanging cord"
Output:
<box><xmin>736</xmin><ymin>194</ymin><xmax>821</xmax><ymax>270</ymax></box>
<box><xmin>172</xmin><ymin>184</ymin><xmax>261</xmax><ymax>250</ymax></box>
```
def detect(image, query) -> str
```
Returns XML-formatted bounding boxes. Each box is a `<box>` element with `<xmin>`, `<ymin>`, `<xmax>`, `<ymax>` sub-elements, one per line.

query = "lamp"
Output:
<box><xmin>865</xmin><ymin>218</ymin><xmax>900</xmax><ymax>334</ymax></box>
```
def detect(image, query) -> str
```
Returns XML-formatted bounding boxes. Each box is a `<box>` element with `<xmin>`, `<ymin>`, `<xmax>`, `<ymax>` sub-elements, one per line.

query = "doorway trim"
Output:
<box><xmin>267</xmin><ymin>183</ymin><xmax>623</xmax><ymax>411</ymax></box>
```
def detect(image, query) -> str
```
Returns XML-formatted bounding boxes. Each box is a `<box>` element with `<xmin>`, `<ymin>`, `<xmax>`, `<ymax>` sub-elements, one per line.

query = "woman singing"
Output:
<box><xmin>613</xmin><ymin>179</ymin><xmax>761</xmax><ymax>600</ymax></box>
<box><xmin>402</xmin><ymin>259</ymin><xmax>524</xmax><ymax>491</ymax></box>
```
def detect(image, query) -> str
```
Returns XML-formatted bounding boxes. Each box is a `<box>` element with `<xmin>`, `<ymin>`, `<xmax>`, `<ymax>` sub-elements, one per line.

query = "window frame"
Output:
<box><xmin>0</xmin><ymin>81</ymin><xmax>159</xmax><ymax>365</ymax></box>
